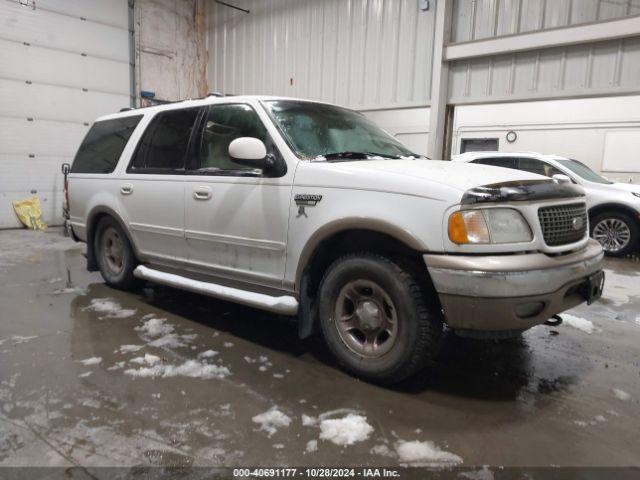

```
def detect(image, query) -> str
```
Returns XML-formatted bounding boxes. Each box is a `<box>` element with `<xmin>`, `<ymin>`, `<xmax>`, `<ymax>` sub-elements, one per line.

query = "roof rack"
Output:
<box><xmin>208</xmin><ymin>92</ymin><xmax>225</xmax><ymax>97</ymax></box>
<box><xmin>119</xmin><ymin>107</ymin><xmax>134</xmax><ymax>112</ymax></box>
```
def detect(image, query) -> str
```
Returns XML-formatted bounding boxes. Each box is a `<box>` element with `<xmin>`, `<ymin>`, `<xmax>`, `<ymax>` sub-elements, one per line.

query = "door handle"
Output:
<box><xmin>120</xmin><ymin>183</ymin><xmax>134</xmax><ymax>195</ymax></box>
<box><xmin>193</xmin><ymin>186</ymin><xmax>212</xmax><ymax>200</ymax></box>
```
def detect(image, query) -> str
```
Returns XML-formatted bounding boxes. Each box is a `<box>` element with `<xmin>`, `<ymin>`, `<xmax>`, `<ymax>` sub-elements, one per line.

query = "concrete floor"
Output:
<box><xmin>0</xmin><ymin>228</ymin><xmax>639</xmax><ymax>472</ymax></box>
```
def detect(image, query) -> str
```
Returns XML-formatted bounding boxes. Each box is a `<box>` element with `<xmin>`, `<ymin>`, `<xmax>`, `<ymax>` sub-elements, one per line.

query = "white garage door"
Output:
<box><xmin>0</xmin><ymin>0</ymin><xmax>130</xmax><ymax>228</ymax></box>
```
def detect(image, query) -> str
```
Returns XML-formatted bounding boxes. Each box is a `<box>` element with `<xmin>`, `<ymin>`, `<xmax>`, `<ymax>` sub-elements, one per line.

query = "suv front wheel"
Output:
<box><xmin>94</xmin><ymin>216</ymin><xmax>138</xmax><ymax>289</ymax></box>
<box><xmin>318</xmin><ymin>253</ymin><xmax>443</xmax><ymax>384</ymax></box>
<box><xmin>591</xmin><ymin>211</ymin><xmax>638</xmax><ymax>257</ymax></box>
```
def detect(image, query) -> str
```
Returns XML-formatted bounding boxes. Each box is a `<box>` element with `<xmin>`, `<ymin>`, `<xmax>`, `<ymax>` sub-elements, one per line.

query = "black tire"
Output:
<box><xmin>318</xmin><ymin>253</ymin><xmax>443</xmax><ymax>385</ymax></box>
<box><xmin>94</xmin><ymin>216</ymin><xmax>138</xmax><ymax>289</ymax></box>
<box><xmin>590</xmin><ymin>211</ymin><xmax>639</xmax><ymax>257</ymax></box>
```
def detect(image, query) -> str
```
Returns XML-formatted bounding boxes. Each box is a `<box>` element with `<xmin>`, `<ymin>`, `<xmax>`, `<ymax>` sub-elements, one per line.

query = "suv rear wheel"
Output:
<box><xmin>318</xmin><ymin>253</ymin><xmax>443</xmax><ymax>384</ymax></box>
<box><xmin>94</xmin><ymin>216</ymin><xmax>138</xmax><ymax>289</ymax></box>
<box><xmin>591</xmin><ymin>211</ymin><xmax>638</xmax><ymax>257</ymax></box>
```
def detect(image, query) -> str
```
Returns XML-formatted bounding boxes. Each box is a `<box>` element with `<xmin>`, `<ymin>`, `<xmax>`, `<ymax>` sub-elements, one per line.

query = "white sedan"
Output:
<box><xmin>453</xmin><ymin>151</ymin><xmax>640</xmax><ymax>256</ymax></box>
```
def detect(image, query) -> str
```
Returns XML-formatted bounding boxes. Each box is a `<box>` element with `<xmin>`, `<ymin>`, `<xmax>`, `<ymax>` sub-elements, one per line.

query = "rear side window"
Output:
<box><xmin>472</xmin><ymin>157</ymin><xmax>517</xmax><ymax>169</ymax></box>
<box><xmin>517</xmin><ymin>158</ymin><xmax>563</xmax><ymax>177</ymax></box>
<box><xmin>71</xmin><ymin>115</ymin><xmax>142</xmax><ymax>173</ymax></box>
<box><xmin>128</xmin><ymin>107</ymin><xmax>201</xmax><ymax>173</ymax></box>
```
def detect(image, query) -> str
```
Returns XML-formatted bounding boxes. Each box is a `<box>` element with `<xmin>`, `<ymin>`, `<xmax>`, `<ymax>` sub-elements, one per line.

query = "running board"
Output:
<box><xmin>133</xmin><ymin>265</ymin><xmax>299</xmax><ymax>315</ymax></box>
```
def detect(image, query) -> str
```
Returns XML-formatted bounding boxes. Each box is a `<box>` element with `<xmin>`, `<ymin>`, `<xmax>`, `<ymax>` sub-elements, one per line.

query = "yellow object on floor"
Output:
<box><xmin>12</xmin><ymin>196</ymin><xmax>47</xmax><ymax>230</ymax></box>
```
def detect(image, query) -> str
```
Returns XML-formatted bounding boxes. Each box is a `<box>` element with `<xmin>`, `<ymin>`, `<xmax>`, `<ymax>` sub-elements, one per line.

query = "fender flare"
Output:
<box><xmin>588</xmin><ymin>203</ymin><xmax>640</xmax><ymax>225</ymax></box>
<box><xmin>294</xmin><ymin>217</ymin><xmax>427</xmax><ymax>290</ymax></box>
<box><xmin>294</xmin><ymin>218</ymin><xmax>427</xmax><ymax>339</ymax></box>
<box><xmin>85</xmin><ymin>206</ymin><xmax>140</xmax><ymax>271</ymax></box>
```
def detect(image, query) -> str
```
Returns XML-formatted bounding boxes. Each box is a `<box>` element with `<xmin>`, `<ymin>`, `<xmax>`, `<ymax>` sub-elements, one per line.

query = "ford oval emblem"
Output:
<box><xmin>572</xmin><ymin>217</ymin><xmax>584</xmax><ymax>230</ymax></box>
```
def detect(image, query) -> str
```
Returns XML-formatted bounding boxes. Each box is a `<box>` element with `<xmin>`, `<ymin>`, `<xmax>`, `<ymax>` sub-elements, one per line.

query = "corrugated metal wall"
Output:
<box><xmin>0</xmin><ymin>0</ymin><xmax>130</xmax><ymax>228</ymax></box>
<box><xmin>208</xmin><ymin>0</ymin><xmax>435</xmax><ymax>110</ymax></box>
<box><xmin>448</xmin><ymin>0</ymin><xmax>640</xmax><ymax>103</ymax></box>
<box><xmin>449</xmin><ymin>36</ymin><xmax>640</xmax><ymax>102</ymax></box>
<box><xmin>451</xmin><ymin>0</ymin><xmax>640</xmax><ymax>43</ymax></box>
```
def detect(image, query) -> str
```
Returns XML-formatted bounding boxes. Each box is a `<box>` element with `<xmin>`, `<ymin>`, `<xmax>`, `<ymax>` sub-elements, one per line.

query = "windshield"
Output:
<box><xmin>263</xmin><ymin>100</ymin><xmax>419</xmax><ymax>160</ymax></box>
<box><xmin>557</xmin><ymin>159</ymin><xmax>613</xmax><ymax>184</ymax></box>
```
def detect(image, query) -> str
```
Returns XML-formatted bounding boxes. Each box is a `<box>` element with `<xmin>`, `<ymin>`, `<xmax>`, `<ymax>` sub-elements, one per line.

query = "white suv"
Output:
<box><xmin>65</xmin><ymin>96</ymin><xmax>604</xmax><ymax>384</ymax></box>
<box><xmin>453</xmin><ymin>151</ymin><xmax>640</xmax><ymax>256</ymax></box>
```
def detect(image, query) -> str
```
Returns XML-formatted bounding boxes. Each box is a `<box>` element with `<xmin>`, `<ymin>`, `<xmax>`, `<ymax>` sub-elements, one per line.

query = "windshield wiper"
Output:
<box><xmin>317</xmin><ymin>151</ymin><xmax>402</xmax><ymax>162</ymax></box>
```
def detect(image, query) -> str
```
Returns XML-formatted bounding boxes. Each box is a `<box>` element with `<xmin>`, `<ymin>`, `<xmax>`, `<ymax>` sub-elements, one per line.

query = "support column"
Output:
<box><xmin>427</xmin><ymin>0</ymin><xmax>453</xmax><ymax>160</ymax></box>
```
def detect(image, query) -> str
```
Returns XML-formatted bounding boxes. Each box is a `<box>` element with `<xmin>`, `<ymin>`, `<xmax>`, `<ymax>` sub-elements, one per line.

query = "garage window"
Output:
<box><xmin>460</xmin><ymin>138</ymin><xmax>499</xmax><ymax>153</ymax></box>
<box><xmin>71</xmin><ymin>115</ymin><xmax>142</xmax><ymax>174</ymax></box>
<box><xmin>129</xmin><ymin>107</ymin><xmax>201</xmax><ymax>173</ymax></box>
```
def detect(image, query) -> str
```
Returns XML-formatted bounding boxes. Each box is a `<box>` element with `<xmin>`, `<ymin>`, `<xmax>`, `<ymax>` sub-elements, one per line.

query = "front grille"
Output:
<box><xmin>538</xmin><ymin>203</ymin><xmax>588</xmax><ymax>246</ymax></box>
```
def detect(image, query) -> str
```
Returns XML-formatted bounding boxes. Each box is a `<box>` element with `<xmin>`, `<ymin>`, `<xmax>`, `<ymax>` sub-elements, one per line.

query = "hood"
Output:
<box><xmin>606</xmin><ymin>182</ymin><xmax>640</xmax><ymax>195</ymax></box>
<box><xmin>295</xmin><ymin>159</ymin><xmax>548</xmax><ymax>201</ymax></box>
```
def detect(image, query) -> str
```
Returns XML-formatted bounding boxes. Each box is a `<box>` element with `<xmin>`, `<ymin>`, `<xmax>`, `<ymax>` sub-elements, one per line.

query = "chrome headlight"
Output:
<box><xmin>449</xmin><ymin>208</ymin><xmax>533</xmax><ymax>244</ymax></box>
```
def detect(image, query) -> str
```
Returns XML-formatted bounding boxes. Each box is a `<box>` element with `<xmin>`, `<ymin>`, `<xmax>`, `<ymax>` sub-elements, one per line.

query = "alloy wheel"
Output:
<box><xmin>593</xmin><ymin>218</ymin><xmax>631</xmax><ymax>253</ymax></box>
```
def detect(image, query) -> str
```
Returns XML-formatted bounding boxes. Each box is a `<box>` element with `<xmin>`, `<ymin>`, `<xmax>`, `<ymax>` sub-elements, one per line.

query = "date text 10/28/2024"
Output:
<box><xmin>233</xmin><ymin>468</ymin><xmax>401</xmax><ymax>478</ymax></box>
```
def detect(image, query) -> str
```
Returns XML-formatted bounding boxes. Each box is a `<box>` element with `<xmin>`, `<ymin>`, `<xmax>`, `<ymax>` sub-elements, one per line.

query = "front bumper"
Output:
<box><xmin>424</xmin><ymin>239</ymin><xmax>604</xmax><ymax>332</ymax></box>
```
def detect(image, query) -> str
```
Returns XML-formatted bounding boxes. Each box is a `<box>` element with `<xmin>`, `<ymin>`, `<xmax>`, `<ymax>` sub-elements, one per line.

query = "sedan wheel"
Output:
<box><xmin>593</xmin><ymin>218</ymin><xmax>631</xmax><ymax>253</ymax></box>
<box><xmin>590</xmin><ymin>211</ymin><xmax>638</xmax><ymax>257</ymax></box>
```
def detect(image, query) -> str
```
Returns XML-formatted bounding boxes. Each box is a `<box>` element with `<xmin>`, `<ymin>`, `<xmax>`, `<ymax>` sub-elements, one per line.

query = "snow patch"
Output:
<box><xmin>562</xmin><ymin>313</ymin><xmax>595</xmax><ymax>334</ymax></box>
<box><xmin>11</xmin><ymin>335</ymin><xmax>38</xmax><ymax>345</ymax></box>
<box><xmin>79</xmin><ymin>398</ymin><xmax>101</xmax><ymax>409</ymax></box>
<box><xmin>78</xmin><ymin>357</ymin><xmax>102</xmax><ymax>366</ymax></box>
<box><xmin>84</xmin><ymin>298</ymin><xmax>136</xmax><ymax>319</ymax></box>
<box><xmin>459</xmin><ymin>466</ymin><xmax>494</xmax><ymax>480</ymax></box>
<box><xmin>305</xmin><ymin>440</ymin><xmax>318</xmax><ymax>453</ymax></box>
<box><xmin>370</xmin><ymin>444</ymin><xmax>394</xmax><ymax>457</ymax></box>
<box><xmin>198</xmin><ymin>350</ymin><xmax>218</xmax><ymax>359</ymax></box>
<box><xmin>223</xmin><ymin>342</ymin><xmax>234</xmax><ymax>348</ymax></box>
<box><xmin>148</xmin><ymin>333</ymin><xmax>188</xmax><ymax>349</ymax></box>
<box><xmin>117</xmin><ymin>344</ymin><xmax>143</xmax><ymax>354</ymax></box>
<box><xmin>107</xmin><ymin>361</ymin><xmax>126</xmax><ymax>371</ymax></box>
<box><xmin>302</xmin><ymin>414</ymin><xmax>317</xmax><ymax>427</ymax></box>
<box><xmin>130</xmin><ymin>354</ymin><xmax>161</xmax><ymax>366</ymax></box>
<box><xmin>252</xmin><ymin>407</ymin><xmax>292</xmax><ymax>437</ymax></box>
<box><xmin>612</xmin><ymin>388</ymin><xmax>631</xmax><ymax>401</ymax></box>
<box><xmin>125</xmin><ymin>359</ymin><xmax>230</xmax><ymax>380</ymax></box>
<box><xmin>78</xmin><ymin>371</ymin><xmax>92</xmax><ymax>378</ymax></box>
<box><xmin>319</xmin><ymin>414</ymin><xmax>373</xmax><ymax>446</ymax></box>
<box><xmin>135</xmin><ymin>318</ymin><xmax>173</xmax><ymax>337</ymax></box>
<box><xmin>395</xmin><ymin>440</ymin><xmax>463</xmax><ymax>467</ymax></box>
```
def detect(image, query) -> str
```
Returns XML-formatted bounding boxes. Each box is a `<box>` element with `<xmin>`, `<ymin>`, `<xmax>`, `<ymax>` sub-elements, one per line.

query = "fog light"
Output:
<box><xmin>514</xmin><ymin>302</ymin><xmax>545</xmax><ymax>319</ymax></box>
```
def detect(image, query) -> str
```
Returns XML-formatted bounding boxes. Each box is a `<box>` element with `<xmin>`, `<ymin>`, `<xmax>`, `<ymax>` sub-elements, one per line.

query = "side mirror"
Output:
<box><xmin>229</xmin><ymin>137</ymin><xmax>268</xmax><ymax>169</ymax></box>
<box><xmin>61</xmin><ymin>163</ymin><xmax>70</xmax><ymax>175</ymax></box>
<box><xmin>552</xmin><ymin>174</ymin><xmax>572</xmax><ymax>184</ymax></box>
